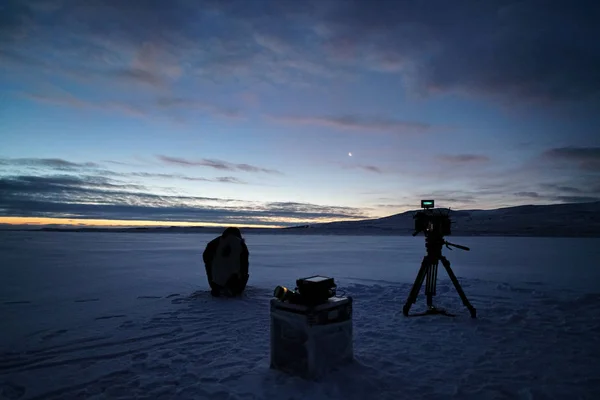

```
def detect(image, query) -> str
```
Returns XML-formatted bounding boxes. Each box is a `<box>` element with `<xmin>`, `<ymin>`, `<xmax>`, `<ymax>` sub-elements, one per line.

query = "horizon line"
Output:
<box><xmin>0</xmin><ymin>217</ymin><xmax>286</xmax><ymax>229</ymax></box>
<box><xmin>1</xmin><ymin>201</ymin><xmax>597</xmax><ymax>229</ymax></box>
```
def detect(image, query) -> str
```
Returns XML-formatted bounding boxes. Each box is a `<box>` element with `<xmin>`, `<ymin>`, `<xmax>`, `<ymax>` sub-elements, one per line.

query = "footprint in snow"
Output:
<box><xmin>95</xmin><ymin>315</ymin><xmax>127</xmax><ymax>321</ymax></box>
<box><xmin>1</xmin><ymin>381</ymin><xmax>26</xmax><ymax>400</ymax></box>
<box><xmin>74</xmin><ymin>298</ymin><xmax>100</xmax><ymax>303</ymax></box>
<box><xmin>41</xmin><ymin>329</ymin><xmax>68</xmax><ymax>341</ymax></box>
<box><xmin>3</xmin><ymin>301</ymin><xmax>31</xmax><ymax>305</ymax></box>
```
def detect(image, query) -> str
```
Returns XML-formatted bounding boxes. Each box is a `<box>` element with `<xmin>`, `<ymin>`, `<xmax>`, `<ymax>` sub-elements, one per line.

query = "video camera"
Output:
<box><xmin>412</xmin><ymin>199</ymin><xmax>452</xmax><ymax>237</ymax></box>
<box><xmin>404</xmin><ymin>199</ymin><xmax>476</xmax><ymax>318</ymax></box>
<box><xmin>273</xmin><ymin>275</ymin><xmax>337</xmax><ymax>307</ymax></box>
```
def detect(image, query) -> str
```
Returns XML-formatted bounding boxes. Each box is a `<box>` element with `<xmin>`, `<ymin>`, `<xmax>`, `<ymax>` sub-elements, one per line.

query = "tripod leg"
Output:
<box><xmin>403</xmin><ymin>256</ymin><xmax>430</xmax><ymax>316</ymax></box>
<box><xmin>425</xmin><ymin>261</ymin><xmax>438</xmax><ymax>308</ymax></box>
<box><xmin>440</xmin><ymin>256</ymin><xmax>477</xmax><ymax>318</ymax></box>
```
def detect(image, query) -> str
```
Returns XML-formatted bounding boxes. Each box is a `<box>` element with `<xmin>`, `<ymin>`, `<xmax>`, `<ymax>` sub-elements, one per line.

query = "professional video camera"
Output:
<box><xmin>403</xmin><ymin>199</ymin><xmax>477</xmax><ymax>318</ymax></box>
<box><xmin>412</xmin><ymin>199</ymin><xmax>452</xmax><ymax>237</ymax></box>
<box><xmin>273</xmin><ymin>275</ymin><xmax>337</xmax><ymax>307</ymax></box>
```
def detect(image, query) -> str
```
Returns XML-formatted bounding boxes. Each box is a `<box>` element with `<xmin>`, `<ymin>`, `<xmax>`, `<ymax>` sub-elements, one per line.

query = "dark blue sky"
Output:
<box><xmin>1</xmin><ymin>0</ymin><xmax>599</xmax><ymax>227</ymax></box>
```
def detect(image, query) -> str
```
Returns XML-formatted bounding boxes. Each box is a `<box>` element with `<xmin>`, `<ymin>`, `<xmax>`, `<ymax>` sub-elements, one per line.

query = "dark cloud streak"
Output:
<box><xmin>343</xmin><ymin>164</ymin><xmax>384</xmax><ymax>174</ymax></box>
<box><xmin>543</xmin><ymin>146</ymin><xmax>600</xmax><ymax>171</ymax></box>
<box><xmin>0</xmin><ymin>158</ymin><xmax>100</xmax><ymax>170</ymax></box>
<box><xmin>1</xmin><ymin>157</ymin><xmax>252</xmax><ymax>185</ymax></box>
<box><xmin>19</xmin><ymin>91</ymin><xmax>239</xmax><ymax>122</ymax></box>
<box><xmin>514</xmin><ymin>191</ymin><xmax>600</xmax><ymax>203</ymax></box>
<box><xmin>267</xmin><ymin>114</ymin><xmax>430</xmax><ymax>134</ymax></box>
<box><xmin>437</xmin><ymin>154</ymin><xmax>490</xmax><ymax>164</ymax></box>
<box><xmin>0</xmin><ymin>174</ymin><xmax>365</xmax><ymax>224</ymax></box>
<box><xmin>20</xmin><ymin>92</ymin><xmax>149</xmax><ymax>118</ymax></box>
<box><xmin>128</xmin><ymin>172</ymin><xmax>246</xmax><ymax>184</ymax></box>
<box><xmin>543</xmin><ymin>147</ymin><xmax>600</xmax><ymax>162</ymax></box>
<box><xmin>108</xmin><ymin>68</ymin><xmax>165</xmax><ymax>88</ymax></box>
<box><xmin>158</xmin><ymin>155</ymin><xmax>282</xmax><ymax>175</ymax></box>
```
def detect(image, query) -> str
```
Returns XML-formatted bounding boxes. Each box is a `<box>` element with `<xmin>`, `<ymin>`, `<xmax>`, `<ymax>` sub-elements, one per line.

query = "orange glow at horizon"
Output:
<box><xmin>0</xmin><ymin>217</ymin><xmax>285</xmax><ymax>229</ymax></box>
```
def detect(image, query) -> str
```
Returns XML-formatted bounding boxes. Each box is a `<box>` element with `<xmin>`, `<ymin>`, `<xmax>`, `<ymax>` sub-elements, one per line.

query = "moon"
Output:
<box><xmin>348</xmin><ymin>152</ymin><xmax>353</xmax><ymax>157</ymax></box>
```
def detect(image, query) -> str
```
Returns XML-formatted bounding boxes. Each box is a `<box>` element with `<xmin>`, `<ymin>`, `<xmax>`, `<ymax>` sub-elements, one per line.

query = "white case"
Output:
<box><xmin>270</xmin><ymin>296</ymin><xmax>354</xmax><ymax>379</ymax></box>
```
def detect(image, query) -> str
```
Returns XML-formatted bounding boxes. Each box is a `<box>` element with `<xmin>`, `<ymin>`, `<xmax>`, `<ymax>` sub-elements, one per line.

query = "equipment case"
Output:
<box><xmin>269</xmin><ymin>296</ymin><xmax>353</xmax><ymax>379</ymax></box>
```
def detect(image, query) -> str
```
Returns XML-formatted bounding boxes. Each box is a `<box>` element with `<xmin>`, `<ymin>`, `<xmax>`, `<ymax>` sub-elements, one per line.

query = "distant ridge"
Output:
<box><xmin>293</xmin><ymin>201</ymin><xmax>600</xmax><ymax>237</ymax></box>
<box><xmin>2</xmin><ymin>201</ymin><xmax>599</xmax><ymax>237</ymax></box>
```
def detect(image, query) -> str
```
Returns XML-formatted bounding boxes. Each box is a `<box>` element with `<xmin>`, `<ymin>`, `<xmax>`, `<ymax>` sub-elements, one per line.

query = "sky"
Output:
<box><xmin>1</xmin><ymin>0</ymin><xmax>600</xmax><ymax>228</ymax></box>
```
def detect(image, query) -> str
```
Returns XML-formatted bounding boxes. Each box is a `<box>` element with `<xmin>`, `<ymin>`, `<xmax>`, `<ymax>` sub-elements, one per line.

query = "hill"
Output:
<box><xmin>2</xmin><ymin>201</ymin><xmax>599</xmax><ymax>237</ymax></box>
<box><xmin>295</xmin><ymin>201</ymin><xmax>600</xmax><ymax>237</ymax></box>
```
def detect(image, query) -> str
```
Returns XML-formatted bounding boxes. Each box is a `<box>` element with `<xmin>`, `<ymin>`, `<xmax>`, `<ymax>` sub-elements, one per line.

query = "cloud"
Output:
<box><xmin>313</xmin><ymin>0</ymin><xmax>600</xmax><ymax>103</ymax></box>
<box><xmin>373</xmin><ymin>203</ymin><xmax>417</xmax><ymax>210</ymax></box>
<box><xmin>539</xmin><ymin>184</ymin><xmax>584</xmax><ymax>194</ymax></box>
<box><xmin>407</xmin><ymin>146</ymin><xmax>600</xmax><ymax>205</ymax></box>
<box><xmin>157</xmin><ymin>156</ymin><xmax>209</xmax><ymax>167</ymax></box>
<box><xmin>237</xmin><ymin>92</ymin><xmax>260</xmax><ymax>108</ymax></box>
<box><xmin>543</xmin><ymin>147</ymin><xmax>600</xmax><ymax>161</ymax></box>
<box><xmin>437</xmin><ymin>154</ymin><xmax>491</xmax><ymax>164</ymax></box>
<box><xmin>380</xmin><ymin>191</ymin><xmax>481</xmax><ymax>210</ymax></box>
<box><xmin>157</xmin><ymin>155</ymin><xmax>282</xmax><ymax>174</ymax></box>
<box><xmin>0</xmin><ymin>174</ymin><xmax>366</xmax><ymax>224</ymax></box>
<box><xmin>20</xmin><ymin>92</ymin><xmax>149</xmax><ymax>118</ymax></box>
<box><xmin>267</xmin><ymin>114</ymin><xmax>430</xmax><ymax>134</ymax></box>
<box><xmin>384</xmin><ymin>149</ymin><xmax>600</xmax><ymax>210</ymax></box>
<box><xmin>0</xmin><ymin>0</ymin><xmax>338</xmax><ymax>93</ymax></box>
<box><xmin>0</xmin><ymin>175</ymin><xmax>148</xmax><ymax>196</ymax></box>
<box><xmin>514</xmin><ymin>191</ymin><xmax>541</xmax><ymax>198</ymax></box>
<box><xmin>0</xmin><ymin>158</ymin><xmax>100</xmax><ymax>170</ymax></box>
<box><xmin>359</xmin><ymin>165</ymin><xmax>383</xmax><ymax>174</ymax></box>
<box><xmin>343</xmin><ymin>164</ymin><xmax>384</xmax><ymax>174</ymax></box>
<box><xmin>128</xmin><ymin>172</ymin><xmax>246</xmax><ymax>184</ymax></box>
<box><xmin>18</xmin><ymin>90</ymin><xmax>242</xmax><ymax>122</ymax></box>
<box><xmin>156</xmin><ymin>97</ymin><xmax>241</xmax><ymax>118</ymax></box>
<box><xmin>103</xmin><ymin>160</ymin><xmax>135</xmax><ymax>166</ymax></box>
<box><xmin>514</xmin><ymin>191</ymin><xmax>600</xmax><ymax>203</ymax></box>
<box><xmin>0</xmin><ymin>157</ymin><xmax>252</xmax><ymax>185</ymax></box>
<box><xmin>108</xmin><ymin>68</ymin><xmax>165</xmax><ymax>88</ymax></box>
<box><xmin>1</xmin><ymin>48</ymin><xmax>169</xmax><ymax>90</ymax></box>
<box><xmin>6</xmin><ymin>0</ymin><xmax>594</xmax><ymax>105</ymax></box>
<box><xmin>549</xmin><ymin>195</ymin><xmax>600</xmax><ymax>203</ymax></box>
<box><xmin>254</xmin><ymin>33</ymin><xmax>292</xmax><ymax>55</ymax></box>
<box><xmin>450</xmin><ymin>150</ymin><xmax>600</xmax><ymax>206</ymax></box>
<box><xmin>0</xmin><ymin>49</ymin><xmax>45</xmax><ymax>67</ymax></box>
<box><xmin>542</xmin><ymin>147</ymin><xmax>600</xmax><ymax>171</ymax></box>
<box><xmin>416</xmin><ymin>191</ymin><xmax>479</xmax><ymax>205</ymax></box>
<box><xmin>214</xmin><ymin>177</ymin><xmax>245</xmax><ymax>184</ymax></box>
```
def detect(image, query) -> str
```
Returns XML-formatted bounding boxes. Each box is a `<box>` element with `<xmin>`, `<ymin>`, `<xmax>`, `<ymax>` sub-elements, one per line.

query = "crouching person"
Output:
<box><xmin>203</xmin><ymin>227</ymin><xmax>249</xmax><ymax>297</ymax></box>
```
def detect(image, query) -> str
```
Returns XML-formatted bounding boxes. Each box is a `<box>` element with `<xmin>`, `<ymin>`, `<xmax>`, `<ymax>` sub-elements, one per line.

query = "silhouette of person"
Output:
<box><xmin>203</xmin><ymin>227</ymin><xmax>249</xmax><ymax>297</ymax></box>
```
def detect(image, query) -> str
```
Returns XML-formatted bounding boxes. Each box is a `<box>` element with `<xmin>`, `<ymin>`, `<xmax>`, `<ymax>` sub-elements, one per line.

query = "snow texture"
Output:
<box><xmin>1</xmin><ymin>232</ymin><xmax>600</xmax><ymax>400</ymax></box>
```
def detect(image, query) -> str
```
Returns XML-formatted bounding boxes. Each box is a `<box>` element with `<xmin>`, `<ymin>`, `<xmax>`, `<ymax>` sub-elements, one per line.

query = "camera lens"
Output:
<box><xmin>273</xmin><ymin>285</ymin><xmax>289</xmax><ymax>300</ymax></box>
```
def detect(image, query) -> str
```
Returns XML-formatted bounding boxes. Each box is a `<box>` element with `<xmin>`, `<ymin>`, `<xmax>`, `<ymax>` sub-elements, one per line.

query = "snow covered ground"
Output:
<box><xmin>1</xmin><ymin>232</ymin><xmax>600</xmax><ymax>400</ymax></box>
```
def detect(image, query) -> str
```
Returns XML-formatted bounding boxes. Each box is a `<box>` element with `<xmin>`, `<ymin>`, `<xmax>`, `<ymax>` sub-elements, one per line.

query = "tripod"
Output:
<box><xmin>402</xmin><ymin>234</ymin><xmax>477</xmax><ymax>318</ymax></box>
